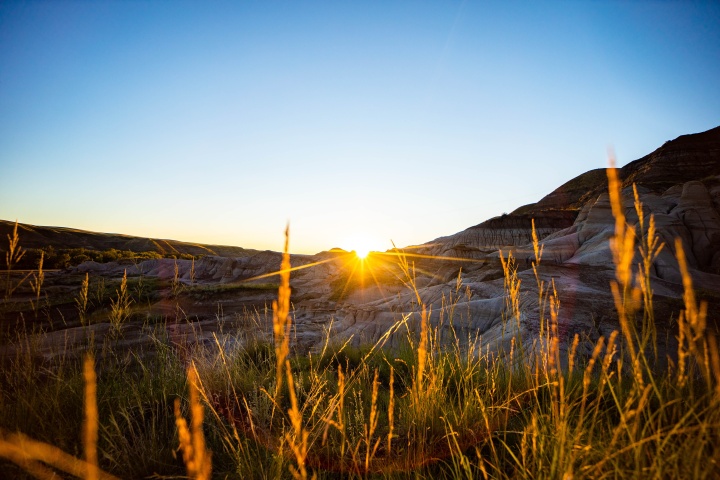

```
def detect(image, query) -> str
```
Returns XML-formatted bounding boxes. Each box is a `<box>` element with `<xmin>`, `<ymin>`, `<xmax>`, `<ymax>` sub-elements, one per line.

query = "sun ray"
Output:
<box><xmin>239</xmin><ymin>255</ymin><xmax>346</xmax><ymax>284</ymax></box>
<box><xmin>338</xmin><ymin>258</ymin><xmax>361</xmax><ymax>301</ymax></box>
<box><xmin>237</xmin><ymin>246</ymin><xmax>488</xmax><ymax>308</ymax></box>
<box><xmin>362</xmin><ymin>256</ymin><xmax>389</xmax><ymax>302</ymax></box>
<box><xmin>376</xmin><ymin>251</ymin><xmax>488</xmax><ymax>264</ymax></box>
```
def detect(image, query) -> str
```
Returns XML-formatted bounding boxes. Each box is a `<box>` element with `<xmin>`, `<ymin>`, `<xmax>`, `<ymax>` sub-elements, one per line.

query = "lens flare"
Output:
<box><xmin>355</xmin><ymin>248</ymin><xmax>370</xmax><ymax>260</ymax></box>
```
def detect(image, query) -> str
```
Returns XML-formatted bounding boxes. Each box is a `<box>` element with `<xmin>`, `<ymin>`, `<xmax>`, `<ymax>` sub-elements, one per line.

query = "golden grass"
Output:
<box><xmin>83</xmin><ymin>355</ymin><xmax>98</xmax><ymax>480</ymax></box>
<box><xmin>108</xmin><ymin>269</ymin><xmax>132</xmax><ymax>335</ymax></box>
<box><xmin>174</xmin><ymin>365</ymin><xmax>212</xmax><ymax>480</ymax></box>
<box><xmin>4</xmin><ymin>220</ymin><xmax>30</xmax><ymax>299</ymax></box>
<box><xmin>273</xmin><ymin>225</ymin><xmax>292</xmax><ymax>402</ymax></box>
<box><xmin>0</xmin><ymin>353</ymin><xmax>119</xmax><ymax>480</ymax></box>
<box><xmin>76</xmin><ymin>272</ymin><xmax>90</xmax><ymax>326</ymax></box>
<box><xmin>1</xmin><ymin>165</ymin><xmax>719</xmax><ymax>479</ymax></box>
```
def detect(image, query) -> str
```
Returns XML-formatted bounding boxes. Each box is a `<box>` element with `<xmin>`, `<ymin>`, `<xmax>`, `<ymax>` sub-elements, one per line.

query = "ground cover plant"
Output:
<box><xmin>1</xmin><ymin>245</ymin><xmax>200</xmax><ymax>271</ymax></box>
<box><xmin>1</xmin><ymin>169</ymin><xmax>719</xmax><ymax>479</ymax></box>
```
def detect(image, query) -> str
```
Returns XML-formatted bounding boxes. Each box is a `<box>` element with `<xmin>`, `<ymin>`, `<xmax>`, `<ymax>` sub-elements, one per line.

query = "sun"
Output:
<box><xmin>343</xmin><ymin>233</ymin><xmax>381</xmax><ymax>261</ymax></box>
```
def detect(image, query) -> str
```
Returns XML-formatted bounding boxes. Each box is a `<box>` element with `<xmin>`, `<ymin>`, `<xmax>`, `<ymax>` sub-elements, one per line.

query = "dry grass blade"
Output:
<box><xmin>108</xmin><ymin>269</ymin><xmax>132</xmax><ymax>334</ymax></box>
<box><xmin>674</xmin><ymin>238</ymin><xmax>711</xmax><ymax>388</ymax></box>
<box><xmin>30</xmin><ymin>252</ymin><xmax>44</xmax><ymax>311</ymax></box>
<box><xmin>285</xmin><ymin>360</ymin><xmax>311</xmax><ymax>480</ymax></box>
<box><xmin>607</xmin><ymin>160</ymin><xmax>643</xmax><ymax>385</ymax></box>
<box><xmin>273</xmin><ymin>225</ymin><xmax>292</xmax><ymax>400</ymax></box>
<box><xmin>174</xmin><ymin>365</ymin><xmax>212</xmax><ymax>480</ymax></box>
<box><xmin>76</xmin><ymin>273</ymin><xmax>90</xmax><ymax>325</ymax></box>
<box><xmin>83</xmin><ymin>355</ymin><xmax>98</xmax><ymax>480</ymax></box>
<box><xmin>4</xmin><ymin>219</ymin><xmax>29</xmax><ymax>299</ymax></box>
<box><xmin>0</xmin><ymin>432</ymin><xmax>120</xmax><ymax>480</ymax></box>
<box><xmin>0</xmin><ymin>350</ymin><xmax>119</xmax><ymax>480</ymax></box>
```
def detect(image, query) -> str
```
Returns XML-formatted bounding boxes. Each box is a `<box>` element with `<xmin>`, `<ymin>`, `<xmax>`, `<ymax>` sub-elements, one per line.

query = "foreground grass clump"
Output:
<box><xmin>1</xmin><ymin>170</ymin><xmax>720</xmax><ymax>479</ymax></box>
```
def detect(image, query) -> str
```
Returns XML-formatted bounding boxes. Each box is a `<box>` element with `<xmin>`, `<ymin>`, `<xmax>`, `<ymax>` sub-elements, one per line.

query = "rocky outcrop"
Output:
<box><xmin>419</xmin><ymin>126</ymin><xmax>720</xmax><ymax>260</ymax></box>
<box><xmin>622</xmin><ymin>127</ymin><xmax>720</xmax><ymax>194</ymax></box>
<box><xmin>420</xmin><ymin>211</ymin><xmax>578</xmax><ymax>258</ymax></box>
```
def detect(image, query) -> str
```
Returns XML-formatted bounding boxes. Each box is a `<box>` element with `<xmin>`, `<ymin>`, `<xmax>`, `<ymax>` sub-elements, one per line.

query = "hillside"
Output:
<box><xmin>420</xmin><ymin>126</ymin><xmax>720</xmax><ymax>258</ymax></box>
<box><xmin>0</xmin><ymin>220</ymin><xmax>259</xmax><ymax>259</ymax></box>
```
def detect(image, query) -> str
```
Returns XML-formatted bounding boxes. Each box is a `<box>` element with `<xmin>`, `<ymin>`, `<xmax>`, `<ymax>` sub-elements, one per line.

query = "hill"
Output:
<box><xmin>0</xmin><ymin>220</ymin><xmax>259</xmax><ymax>261</ymax></box>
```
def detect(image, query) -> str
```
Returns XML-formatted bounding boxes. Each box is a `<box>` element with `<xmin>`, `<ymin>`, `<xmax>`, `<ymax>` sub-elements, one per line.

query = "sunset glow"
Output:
<box><xmin>355</xmin><ymin>248</ymin><xmax>370</xmax><ymax>260</ymax></box>
<box><xmin>341</xmin><ymin>233</ymin><xmax>382</xmax><ymax>261</ymax></box>
<box><xmin>0</xmin><ymin>2</ymin><xmax>718</xmax><ymax>253</ymax></box>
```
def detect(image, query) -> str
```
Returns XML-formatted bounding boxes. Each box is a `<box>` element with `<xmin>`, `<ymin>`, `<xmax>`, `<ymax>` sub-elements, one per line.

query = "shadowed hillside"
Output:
<box><xmin>0</xmin><ymin>220</ymin><xmax>260</xmax><ymax>259</ymax></box>
<box><xmin>421</xmin><ymin>126</ymin><xmax>720</xmax><ymax>257</ymax></box>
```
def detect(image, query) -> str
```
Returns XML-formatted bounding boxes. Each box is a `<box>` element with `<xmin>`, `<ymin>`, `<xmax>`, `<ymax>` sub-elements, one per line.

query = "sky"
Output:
<box><xmin>1</xmin><ymin>1</ymin><xmax>719</xmax><ymax>254</ymax></box>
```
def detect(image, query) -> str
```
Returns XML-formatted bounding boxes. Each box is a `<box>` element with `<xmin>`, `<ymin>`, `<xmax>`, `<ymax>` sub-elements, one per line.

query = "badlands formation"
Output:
<box><xmin>2</xmin><ymin>126</ymin><xmax>719</xmax><ymax>361</ymax></box>
<box><xmin>306</xmin><ymin>125</ymin><xmax>720</xmax><ymax>357</ymax></box>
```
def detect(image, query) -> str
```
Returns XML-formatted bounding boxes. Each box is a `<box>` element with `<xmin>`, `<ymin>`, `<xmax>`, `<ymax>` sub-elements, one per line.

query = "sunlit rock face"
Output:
<box><xmin>418</xmin><ymin>211</ymin><xmax>578</xmax><ymax>259</ymax></box>
<box><xmin>417</xmin><ymin>127</ymin><xmax>720</xmax><ymax>258</ymax></box>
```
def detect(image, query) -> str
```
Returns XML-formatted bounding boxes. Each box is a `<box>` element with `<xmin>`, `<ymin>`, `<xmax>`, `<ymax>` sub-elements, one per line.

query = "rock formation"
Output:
<box><xmin>288</xmin><ymin>126</ymin><xmax>720</xmax><ymax>356</ymax></box>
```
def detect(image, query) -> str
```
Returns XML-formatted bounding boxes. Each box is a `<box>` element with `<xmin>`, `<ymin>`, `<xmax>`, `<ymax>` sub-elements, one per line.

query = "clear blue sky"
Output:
<box><xmin>1</xmin><ymin>1</ymin><xmax>718</xmax><ymax>254</ymax></box>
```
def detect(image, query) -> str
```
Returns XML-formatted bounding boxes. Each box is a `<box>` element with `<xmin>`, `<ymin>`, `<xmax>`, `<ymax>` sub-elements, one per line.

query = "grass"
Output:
<box><xmin>1</xmin><ymin>170</ymin><xmax>719</xmax><ymax>478</ymax></box>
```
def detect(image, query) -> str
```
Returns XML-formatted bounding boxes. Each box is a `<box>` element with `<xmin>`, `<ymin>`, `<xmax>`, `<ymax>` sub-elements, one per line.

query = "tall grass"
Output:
<box><xmin>108</xmin><ymin>270</ymin><xmax>132</xmax><ymax>335</ymax></box>
<box><xmin>4</xmin><ymin>220</ymin><xmax>30</xmax><ymax>299</ymax></box>
<box><xmin>1</xmin><ymin>168</ymin><xmax>719</xmax><ymax>478</ymax></box>
<box><xmin>76</xmin><ymin>273</ymin><xmax>90</xmax><ymax>326</ymax></box>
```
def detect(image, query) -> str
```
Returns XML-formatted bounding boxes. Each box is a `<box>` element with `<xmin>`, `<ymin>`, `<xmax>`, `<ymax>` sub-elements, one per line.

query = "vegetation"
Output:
<box><xmin>108</xmin><ymin>270</ymin><xmax>132</xmax><ymax>335</ymax></box>
<box><xmin>0</xmin><ymin>170</ymin><xmax>719</xmax><ymax>479</ymax></box>
<box><xmin>0</xmin><ymin>245</ymin><xmax>200</xmax><ymax>271</ymax></box>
